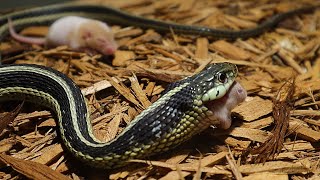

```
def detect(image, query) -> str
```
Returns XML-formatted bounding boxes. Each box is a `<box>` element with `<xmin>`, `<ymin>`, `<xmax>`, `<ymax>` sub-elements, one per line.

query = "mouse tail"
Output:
<box><xmin>8</xmin><ymin>18</ymin><xmax>46</xmax><ymax>45</ymax></box>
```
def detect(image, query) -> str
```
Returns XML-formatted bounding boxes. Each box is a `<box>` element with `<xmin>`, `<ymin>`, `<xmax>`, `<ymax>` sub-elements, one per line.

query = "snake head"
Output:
<box><xmin>192</xmin><ymin>62</ymin><xmax>238</xmax><ymax>102</ymax></box>
<box><xmin>190</xmin><ymin>63</ymin><xmax>246</xmax><ymax>129</ymax></box>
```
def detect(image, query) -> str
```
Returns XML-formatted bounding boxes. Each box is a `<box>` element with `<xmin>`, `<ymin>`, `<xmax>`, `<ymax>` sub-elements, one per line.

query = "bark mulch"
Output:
<box><xmin>0</xmin><ymin>0</ymin><xmax>320</xmax><ymax>179</ymax></box>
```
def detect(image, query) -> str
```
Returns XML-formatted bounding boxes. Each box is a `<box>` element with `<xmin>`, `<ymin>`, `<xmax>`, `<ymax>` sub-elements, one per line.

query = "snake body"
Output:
<box><xmin>0</xmin><ymin>63</ymin><xmax>237</xmax><ymax>168</ymax></box>
<box><xmin>0</xmin><ymin>2</ymin><xmax>315</xmax><ymax>168</ymax></box>
<box><xmin>0</xmin><ymin>3</ymin><xmax>317</xmax><ymax>40</ymax></box>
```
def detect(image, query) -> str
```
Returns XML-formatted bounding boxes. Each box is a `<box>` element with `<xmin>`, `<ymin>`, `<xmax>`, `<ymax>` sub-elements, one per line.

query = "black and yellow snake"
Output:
<box><xmin>0</xmin><ymin>63</ymin><xmax>244</xmax><ymax>168</ymax></box>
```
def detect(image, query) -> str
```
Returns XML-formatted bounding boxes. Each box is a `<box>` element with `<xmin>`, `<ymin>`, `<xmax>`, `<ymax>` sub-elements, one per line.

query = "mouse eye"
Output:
<box><xmin>82</xmin><ymin>31</ymin><xmax>92</xmax><ymax>39</ymax></box>
<box><xmin>217</xmin><ymin>72</ymin><xmax>227</xmax><ymax>83</ymax></box>
<box><xmin>97</xmin><ymin>38</ymin><xmax>107</xmax><ymax>45</ymax></box>
<box><xmin>97</xmin><ymin>38</ymin><xmax>106</xmax><ymax>43</ymax></box>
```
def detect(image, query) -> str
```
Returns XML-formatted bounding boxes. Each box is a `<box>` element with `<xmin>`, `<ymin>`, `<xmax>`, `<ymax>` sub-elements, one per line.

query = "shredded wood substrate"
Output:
<box><xmin>0</xmin><ymin>0</ymin><xmax>320</xmax><ymax>179</ymax></box>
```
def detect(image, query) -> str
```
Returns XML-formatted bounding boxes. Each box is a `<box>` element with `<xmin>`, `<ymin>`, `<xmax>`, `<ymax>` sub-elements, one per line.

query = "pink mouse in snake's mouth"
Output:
<box><xmin>205</xmin><ymin>81</ymin><xmax>247</xmax><ymax>129</ymax></box>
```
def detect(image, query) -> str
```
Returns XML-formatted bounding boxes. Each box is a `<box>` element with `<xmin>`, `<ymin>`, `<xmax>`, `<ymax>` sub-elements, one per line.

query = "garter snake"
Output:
<box><xmin>0</xmin><ymin>2</ymin><xmax>317</xmax><ymax>40</ymax></box>
<box><xmin>0</xmin><ymin>63</ymin><xmax>238</xmax><ymax>168</ymax></box>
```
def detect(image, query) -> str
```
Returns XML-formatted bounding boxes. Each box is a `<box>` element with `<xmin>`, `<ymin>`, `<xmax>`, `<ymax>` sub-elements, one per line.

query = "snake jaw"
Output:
<box><xmin>201</xmin><ymin>79</ymin><xmax>234</xmax><ymax>102</ymax></box>
<box><xmin>204</xmin><ymin>81</ymin><xmax>247</xmax><ymax>129</ymax></box>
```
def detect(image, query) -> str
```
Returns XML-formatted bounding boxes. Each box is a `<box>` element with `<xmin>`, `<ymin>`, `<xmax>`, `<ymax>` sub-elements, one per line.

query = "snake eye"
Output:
<box><xmin>217</xmin><ymin>72</ymin><xmax>227</xmax><ymax>83</ymax></box>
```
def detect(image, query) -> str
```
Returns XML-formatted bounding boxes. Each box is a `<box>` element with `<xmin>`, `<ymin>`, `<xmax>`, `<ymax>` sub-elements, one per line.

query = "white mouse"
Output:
<box><xmin>9</xmin><ymin>16</ymin><xmax>118</xmax><ymax>55</ymax></box>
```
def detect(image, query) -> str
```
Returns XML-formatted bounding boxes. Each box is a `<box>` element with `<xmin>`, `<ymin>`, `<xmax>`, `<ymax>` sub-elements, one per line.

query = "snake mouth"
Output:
<box><xmin>204</xmin><ymin>81</ymin><xmax>247</xmax><ymax>129</ymax></box>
